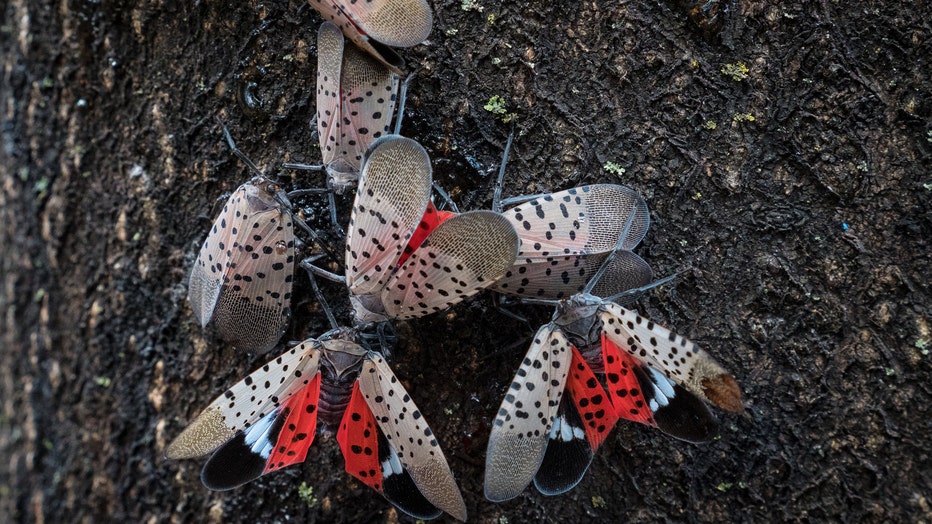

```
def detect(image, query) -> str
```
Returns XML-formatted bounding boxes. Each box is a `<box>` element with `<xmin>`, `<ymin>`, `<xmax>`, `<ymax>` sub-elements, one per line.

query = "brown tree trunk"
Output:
<box><xmin>1</xmin><ymin>0</ymin><xmax>929</xmax><ymax>522</ymax></box>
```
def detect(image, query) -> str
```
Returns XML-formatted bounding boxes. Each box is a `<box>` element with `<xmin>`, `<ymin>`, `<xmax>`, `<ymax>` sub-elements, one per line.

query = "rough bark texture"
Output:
<box><xmin>1</xmin><ymin>0</ymin><xmax>930</xmax><ymax>522</ymax></box>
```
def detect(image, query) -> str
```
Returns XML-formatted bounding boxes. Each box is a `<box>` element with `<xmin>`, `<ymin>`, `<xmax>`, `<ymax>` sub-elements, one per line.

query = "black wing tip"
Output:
<box><xmin>393</xmin><ymin>503</ymin><xmax>443</xmax><ymax>521</ymax></box>
<box><xmin>383</xmin><ymin>487</ymin><xmax>443</xmax><ymax>521</ymax></box>
<box><xmin>201</xmin><ymin>460</ymin><xmax>266</xmax><ymax>491</ymax></box>
<box><xmin>533</xmin><ymin>472</ymin><xmax>587</xmax><ymax>497</ymax></box>
<box><xmin>656</xmin><ymin>416</ymin><xmax>720</xmax><ymax>444</ymax></box>
<box><xmin>381</xmin><ymin>459</ymin><xmax>444</xmax><ymax>520</ymax></box>
<box><xmin>200</xmin><ymin>434</ymin><xmax>268</xmax><ymax>491</ymax></box>
<box><xmin>653</xmin><ymin>385</ymin><xmax>721</xmax><ymax>443</ymax></box>
<box><xmin>532</xmin><ymin>438</ymin><xmax>595</xmax><ymax>497</ymax></box>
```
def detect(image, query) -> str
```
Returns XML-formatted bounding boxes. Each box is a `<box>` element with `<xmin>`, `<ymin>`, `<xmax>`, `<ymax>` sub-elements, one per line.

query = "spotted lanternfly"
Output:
<box><xmin>414</xmin><ymin>183</ymin><xmax>653</xmax><ymax>300</ymax></box>
<box><xmin>188</xmin><ymin>176</ymin><xmax>295</xmax><ymax>353</ymax></box>
<box><xmin>165</xmin><ymin>327</ymin><xmax>467</xmax><ymax>521</ymax></box>
<box><xmin>308</xmin><ymin>0</ymin><xmax>433</xmax><ymax>74</ymax></box>
<box><xmin>316</xmin><ymin>22</ymin><xmax>399</xmax><ymax>192</ymax></box>
<box><xmin>484</xmin><ymin>267</ymin><xmax>743</xmax><ymax>501</ymax></box>
<box><xmin>345</xmin><ymin>135</ymin><xmax>520</xmax><ymax>324</ymax></box>
<box><xmin>492</xmin><ymin>184</ymin><xmax>654</xmax><ymax>300</ymax></box>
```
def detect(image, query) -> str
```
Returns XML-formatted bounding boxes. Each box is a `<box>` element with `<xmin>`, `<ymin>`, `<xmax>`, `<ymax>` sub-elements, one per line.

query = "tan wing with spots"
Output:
<box><xmin>346</xmin><ymin>135</ymin><xmax>432</xmax><ymax>296</ymax></box>
<box><xmin>317</xmin><ymin>22</ymin><xmax>399</xmax><ymax>188</ymax></box>
<box><xmin>493</xmin><ymin>184</ymin><xmax>650</xmax><ymax>299</ymax></box>
<box><xmin>503</xmin><ymin>185</ymin><xmax>649</xmax><ymax>256</ymax></box>
<box><xmin>165</xmin><ymin>340</ymin><xmax>321</xmax><ymax>459</ymax></box>
<box><xmin>338</xmin><ymin>41</ymin><xmax>399</xmax><ymax>172</ymax></box>
<box><xmin>484</xmin><ymin>325</ymin><xmax>573</xmax><ymax>502</ymax></box>
<box><xmin>494</xmin><ymin>249</ymin><xmax>655</xmax><ymax>300</ymax></box>
<box><xmin>308</xmin><ymin>0</ymin><xmax>432</xmax><ymax>73</ymax></box>
<box><xmin>382</xmin><ymin>210</ymin><xmax>519</xmax><ymax>319</ymax></box>
<box><xmin>599</xmin><ymin>303</ymin><xmax>744</xmax><ymax>413</ymax></box>
<box><xmin>358</xmin><ymin>352</ymin><xmax>467</xmax><ymax>521</ymax></box>
<box><xmin>189</xmin><ymin>183</ymin><xmax>250</xmax><ymax>326</ymax></box>
<box><xmin>188</xmin><ymin>177</ymin><xmax>295</xmax><ymax>353</ymax></box>
<box><xmin>345</xmin><ymin>0</ymin><xmax>433</xmax><ymax>48</ymax></box>
<box><xmin>316</xmin><ymin>22</ymin><xmax>346</xmax><ymax>170</ymax></box>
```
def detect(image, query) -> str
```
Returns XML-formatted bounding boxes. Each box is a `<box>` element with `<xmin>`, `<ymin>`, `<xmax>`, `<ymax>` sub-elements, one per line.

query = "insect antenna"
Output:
<box><xmin>489</xmin><ymin>295</ymin><xmax>536</xmax><ymax>331</ymax></box>
<box><xmin>299</xmin><ymin>255</ymin><xmax>346</xmax><ymax>285</ymax></box>
<box><xmin>431</xmin><ymin>182</ymin><xmax>460</xmax><ymax>213</ymax></box>
<box><xmin>219</xmin><ymin>122</ymin><xmax>264</xmax><ymax>177</ymax></box>
<box><xmin>286</xmin><ymin>188</ymin><xmax>329</xmax><ymax>198</ymax></box>
<box><xmin>280</xmin><ymin>161</ymin><xmax>324</xmax><ymax>172</ymax></box>
<box><xmin>603</xmin><ymin>273</ymin><xmax>680</xmax><ymax>304</ymax></box>
<box><xmin>376</xmin><ymin>322</ymin><xmax>398</xmax><ymax>359</ymax></box>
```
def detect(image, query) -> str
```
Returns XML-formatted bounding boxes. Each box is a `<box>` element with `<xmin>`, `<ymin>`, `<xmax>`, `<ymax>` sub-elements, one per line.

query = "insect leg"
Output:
<box><xmin>299</xmin><ymin>257</ymin><xmax>339</xmax><ymax>330</ymax></box>
<box><xmin>392</xmin><ymin>69</ymin><xmax>419</xmax><ymax>136</ymax></box>
<box><xmin>490</xmin><ymin>128</ymin><xmax>515</xmax><ymax>213</ymax></box>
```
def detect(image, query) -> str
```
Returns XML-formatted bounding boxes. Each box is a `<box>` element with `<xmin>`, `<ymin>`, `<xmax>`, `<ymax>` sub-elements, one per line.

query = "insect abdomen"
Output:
<box><xmin>318</xmin><ymin>375</ymin><xmax>356</xmax><ymax>429</ymax></box>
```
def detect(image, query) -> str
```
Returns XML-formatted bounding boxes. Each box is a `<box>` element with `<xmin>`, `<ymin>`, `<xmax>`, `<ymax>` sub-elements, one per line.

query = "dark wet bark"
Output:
<box><xmin>1</xmin><ymin>0</ymin><xmax>929</xmax><ymax>522</ymax></box>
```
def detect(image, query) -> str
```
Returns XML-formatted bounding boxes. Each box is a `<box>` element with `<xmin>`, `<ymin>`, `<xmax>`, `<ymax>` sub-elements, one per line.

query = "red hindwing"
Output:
<box><xmin>398</xmin><ymin>201</ymin><xmax>456</xmax><ymax>266</ymax></box>
<box><xmin>601</xmin><ymin>332</ymin><xmax>658</xmax><ymax>427</ymax></box>
<box><xmin>265</xmin><ymin>374</ymin><xmax>321</xmax><ymax>473</ymax></box>
<box><xmin>565</xmin><ymin>346</ymin><xmax>619</xmax><ymax>451</ymax></box>
<box><xmin>337</xmin><ymin>382</ymin><xmax>383</xmax><ymax>492</ymax></box>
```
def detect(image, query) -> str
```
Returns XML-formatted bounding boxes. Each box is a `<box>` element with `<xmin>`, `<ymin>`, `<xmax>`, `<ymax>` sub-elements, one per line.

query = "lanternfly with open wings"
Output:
<box><xmin>166</xmin><ymin>327</ymin><xmax>467</xmax><ymax>521</ymax></box>
<box><xmin>342</xmin><ymin>135</ymin><xmax>520</xmax><ymax>325</ymax></box>
<box><xmin>485</xmin><ymin>263</ymin><xmax>744</xmax><ymax>501</ymax></box>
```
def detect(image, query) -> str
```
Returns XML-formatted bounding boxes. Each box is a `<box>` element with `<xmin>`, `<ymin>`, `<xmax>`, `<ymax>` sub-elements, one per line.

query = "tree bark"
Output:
<box><xmin>1</xmin><ymin>0</ymin><xmax>929</xmax><ymax>522</ymax></box>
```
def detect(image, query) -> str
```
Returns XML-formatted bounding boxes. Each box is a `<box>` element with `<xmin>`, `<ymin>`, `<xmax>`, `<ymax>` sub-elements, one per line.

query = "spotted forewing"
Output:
<box><xmin>484</xmin><ymin>326</ymin><xmax>573</xmax><ymax>502</ymax></box>
<box><xmin>188</xmin><ymin>176</ymin><xmax>295</xmax><ymax>353</ymax></box>
<box><xmin>345</xmin><ymin>135</ymin><xmax>432</xmax><ymax>297</ymax></box>
<box><xmin>308</xmin><ymin>0</ymin><xmax>433</xmax><ymax>73</ymax></box>
<box><xmin>382</xmin><ymin>210</ymin><xmax>520</xmax><ymax>320</ymax></box>
<box><xmin>316</xmin><ymin>22</ymin><xmax>399</xmax><ymax>191</ymax></box>
<box><xmin>493</xmin><ymin>184</ymin><xmax>651</xmax><ymax>299</ymax></box>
